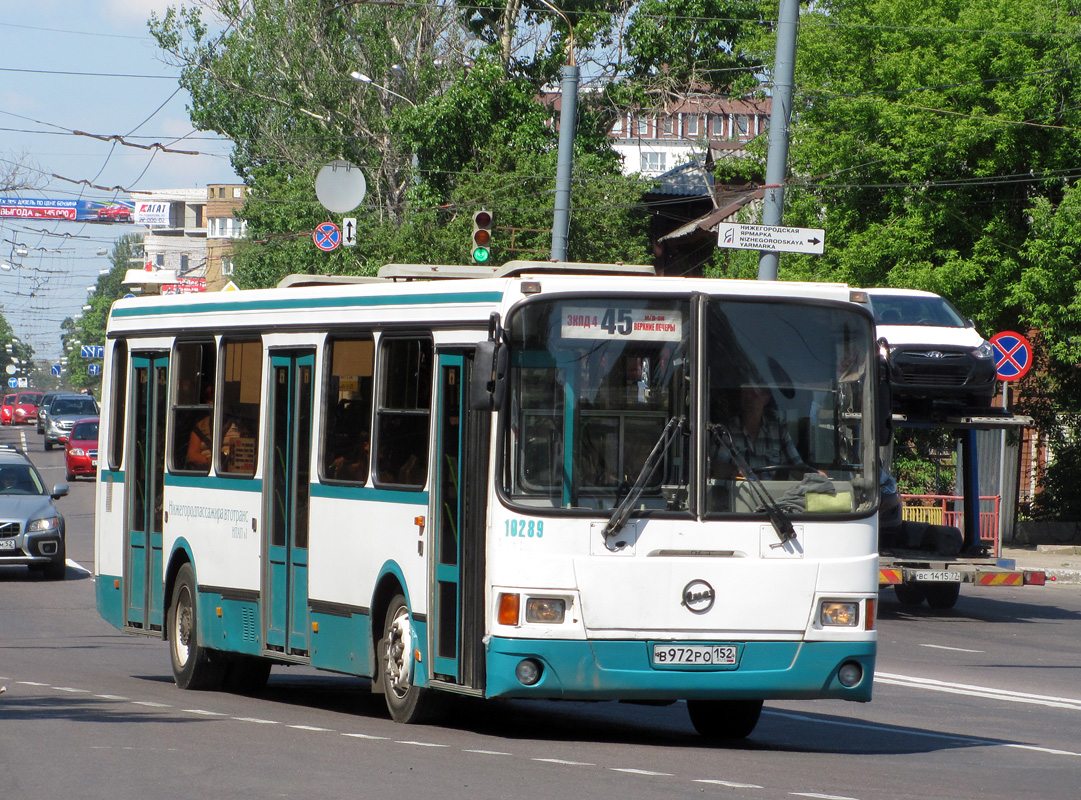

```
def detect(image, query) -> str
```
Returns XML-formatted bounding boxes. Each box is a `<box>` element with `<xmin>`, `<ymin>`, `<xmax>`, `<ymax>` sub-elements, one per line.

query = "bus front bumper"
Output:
<box><xmin>485</xmin><ymin>637</ymin><xmax>875</xmax><ymax>702</ymax></box>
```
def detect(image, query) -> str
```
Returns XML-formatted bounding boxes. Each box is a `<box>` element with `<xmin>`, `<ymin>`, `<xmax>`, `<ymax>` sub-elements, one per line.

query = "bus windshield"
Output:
<box><xmin>501</xmin><ymin>295</ymin><xmax>875</xmax><ymax>517</ymax></box>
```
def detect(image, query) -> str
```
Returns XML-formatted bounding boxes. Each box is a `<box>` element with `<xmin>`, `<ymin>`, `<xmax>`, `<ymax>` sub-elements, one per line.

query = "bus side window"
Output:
<box><xmin>219</xmin><ymin>339</ymin><xmax>261</xmax><ymax>476</ymax></box>
<box><xmin>171</xmin><ymin>341</ymin><xmax>216</xmax><ymax>473</ymax></box>
<box><xmin>322</xmin><ymin>336</ymin><xmax>374</xmax><ymax>483</ymax></box>
<box><xmin>374</xmin><ymin>337</ymin><xmax>431</xmax><ymax>488</ymax></box>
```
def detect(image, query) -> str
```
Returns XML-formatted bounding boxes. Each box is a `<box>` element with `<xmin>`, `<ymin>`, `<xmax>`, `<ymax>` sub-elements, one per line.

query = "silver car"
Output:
<box><xmin>0</xmin><ymin>446</ymin><xmax>68</xmax><ymax>580</ymax></box>
<box><xmin>43</xmin><ymin>394</ymin><xmax>99</xmax><ymax>451</ymax></box>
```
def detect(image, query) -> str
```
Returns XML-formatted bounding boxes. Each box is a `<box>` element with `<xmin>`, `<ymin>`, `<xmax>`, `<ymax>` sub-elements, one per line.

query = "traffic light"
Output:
<box><xmin>472</xmin><ymin>210</ymin><xmax>493</xmax><ymax>263</ymax></box>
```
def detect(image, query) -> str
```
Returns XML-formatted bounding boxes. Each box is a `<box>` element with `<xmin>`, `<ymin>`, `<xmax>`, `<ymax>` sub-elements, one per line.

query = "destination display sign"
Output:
<box><xmin>561</xmin><ymin>306</ymin><xmax>683</xmax><ymax>341</ymax></box>
<box><xmin>717</xmin><ymin>223</ymin><xmax>826</xmax><ymax>255</ymax></box>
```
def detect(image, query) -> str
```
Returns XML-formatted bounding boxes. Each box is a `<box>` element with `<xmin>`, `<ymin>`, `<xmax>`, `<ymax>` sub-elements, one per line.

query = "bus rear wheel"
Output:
<box><xmin>378</xmin><ymin>594</ymin><xmax>441</xmax><ymax>724</ymax></box>
<box><xmin>686</xmin><ymin>699</ymin><xmax>763</xmax><ymax>740</ymax></box>
<box><xmin>169</xmin><ymin>563</ymin><xmax>225</xmax><ymax>690</ymax></box>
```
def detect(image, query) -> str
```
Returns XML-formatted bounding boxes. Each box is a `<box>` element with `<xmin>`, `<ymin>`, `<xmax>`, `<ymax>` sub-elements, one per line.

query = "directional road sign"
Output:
<box><xmin>989</xmin><ymin>331</ymin><xmax>1033</xmax><ymax>382</ymax></box>
<box><xmin>313</xmin><ymin>221</ymin><xmax>342</xmax><ymax>252</ymax></box>
<box><xmin>717</xmin><ymin>223</ymin><xmax>826</xmax><ymax>255</ymax></box>
<box><xmin>342</xmin><ymin>217</ymin><xmax>357</xmax><ymax>247</ymax></box>
<box><xmin>7</xmin><ymin>378</ymin><xmax>16</xmax><ymax>388</ymax></box>
<box><xmin>88</xmin><ymin>364</ymin><xmax>101</xmax><ymax>376</ymax></box>
<box><xmin>81</xmin><ymin>345</ymin><xmax>105</xmax><ymax>359</ymax></box>
<box><xmin>51</xmin><ymin>364</ymin><xmax>62</xmax><ymax>376</ymax></box>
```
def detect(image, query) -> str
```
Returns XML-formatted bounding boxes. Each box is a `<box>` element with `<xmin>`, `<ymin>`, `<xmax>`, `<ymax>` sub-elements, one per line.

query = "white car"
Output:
<box><xmin>865</xmin><ymin>288</ymin><xmax>996</xmax><ymax>408</ymax></box>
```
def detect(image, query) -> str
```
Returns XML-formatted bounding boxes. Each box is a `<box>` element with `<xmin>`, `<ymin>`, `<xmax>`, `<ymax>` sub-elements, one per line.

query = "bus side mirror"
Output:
<box><xmin>876</xmin><ymin>351</ymin><xmax>893</xmax><ymax>442</ymax></box>
<box><xmin>471</xmin><ymin>339</ymin><xmax>507</xmax><ymax>410</ymax></box>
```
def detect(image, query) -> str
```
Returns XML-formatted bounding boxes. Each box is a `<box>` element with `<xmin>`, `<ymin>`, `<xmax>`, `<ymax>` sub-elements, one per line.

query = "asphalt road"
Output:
<box><xmin>2</xmin><ymin>425</ymin><xmax>1079</xmax><ymax>800</ymax></box>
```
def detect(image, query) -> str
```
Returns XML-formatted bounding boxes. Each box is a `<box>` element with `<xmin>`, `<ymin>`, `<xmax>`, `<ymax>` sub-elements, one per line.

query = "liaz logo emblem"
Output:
<box><xmin>681</xmin><ymin>580</ymin><xmax>715</xmax><ymax>614</ymax></box>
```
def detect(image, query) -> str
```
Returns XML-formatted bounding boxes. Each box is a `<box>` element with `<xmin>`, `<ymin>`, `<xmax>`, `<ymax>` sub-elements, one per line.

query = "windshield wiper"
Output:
<box><xmin>707</xmin><ymin>423</ymin><xmax>797</xmax><ymax>546</ymax></box>
<box><xmin>602</xmin><ymin>415</ymin><xmax>685</xmax><ymax>550</ymax></box>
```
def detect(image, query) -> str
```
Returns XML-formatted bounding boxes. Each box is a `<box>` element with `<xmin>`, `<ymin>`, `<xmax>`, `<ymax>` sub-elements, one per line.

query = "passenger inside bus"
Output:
<box><xmin>186</xmin><ymin>386</ymin><xmax>214</xmax><ymax>469</ymax></box>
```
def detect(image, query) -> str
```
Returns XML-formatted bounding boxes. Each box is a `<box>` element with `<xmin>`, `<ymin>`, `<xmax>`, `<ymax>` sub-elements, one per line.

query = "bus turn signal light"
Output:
<box><xmin>498</xmin><ymin>593</ymin><xmax>520</xmax><ymax>626</ymax></box>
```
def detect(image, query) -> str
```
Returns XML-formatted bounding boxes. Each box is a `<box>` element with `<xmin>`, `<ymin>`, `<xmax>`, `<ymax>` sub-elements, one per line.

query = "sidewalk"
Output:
<box><xmin>999</xmin><ymin>545</ymin><xmax>1081</xmax><ymax>585</ymax></box>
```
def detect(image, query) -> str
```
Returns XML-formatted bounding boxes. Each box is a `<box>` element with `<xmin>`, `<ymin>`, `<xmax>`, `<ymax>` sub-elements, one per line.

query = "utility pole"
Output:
<box><xmin>758</xmin><ymin>0</ymin><xmax>800</xmax><ymax>281</ymax></box>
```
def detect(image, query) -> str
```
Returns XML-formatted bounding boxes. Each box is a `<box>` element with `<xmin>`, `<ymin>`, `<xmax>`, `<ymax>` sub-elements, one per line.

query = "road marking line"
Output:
<box><xmin>17</xmin><ymin>681</ymin><xmax>48</xmax><ymax>686</ymax></box>
<box><xmin>463</xmin><ymin>749</ymin><xmax>511</xmax><ymax>756</ymax></box>
<box><xmin>233</xmin><ymin>716</ymin><xmax>279</xmax><ymax>724</ymax></box>
<box><xmin>66</xmin><ymin>559</ymin><xmax>91</xmax><ymax>574</ymax></box>
<box><xmin>290</xmin><ymin>724</ymin><xmax>333</xmax><ymax>732</ymax></box>
<box><xmin>133</xmin><ymin>701</ymin><xmax>171</xmax><ymax>707</ymax></box>
<box><xmin>695</xmin><ymin>779</ymin><xmax>764</xmax><ymax>789</ymax></box>
<box><xmin>184</xmin><ymin>709</ymin><xmax>226</xmax><ymax>716</ymax></box>
<box><xmin>918</xmin><ymin>644</ymin><xmax>983</xmax><ymax>653</ymax></box>
<box><xmin>610</xmin><ymin>768</ymin><xmax>673</xmax><ymax>776</ymax></box>
<box><xmin>396</xmin><ymin>740</ymin><xmax>448</xmax><ymax>747</ymax></box>
<box><xmin>342</xmin><ymin>733</ymin><xmax>387</xmax><ymax>740</ymax></box>
<box><xmin>53</xmin><ymin>686</ymin><xmax>89</xmax><ymax>693</ymax></box>
<box><xmin>767</xmin><ymin>709</ymin><xmax>1081</xmax><ymax>758</ymax></box>
<box><xmin>876</xmin><ymin>672</ymin><xmax>1081</xmax><ymax>710</ymax></box>
<box><xmin>94</xmin><ymin>694</ymin><xmax>129</xmax><ymax>701</ymax></box>
<box><xmin>791</xmin><ymin>793</ymin><xmax>860</xmax><ymax>800</ymax></box>
<box><xmin>533</xmin><ymin>758</ymin><xmax>594</xmax><ymax>766</ymax></box>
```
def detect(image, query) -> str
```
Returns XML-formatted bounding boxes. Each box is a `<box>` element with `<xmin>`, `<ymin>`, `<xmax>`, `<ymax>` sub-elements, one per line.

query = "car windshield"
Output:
<box><xmin>870</xmin><ymin>294</ymin><xmax>967</xmax><ymax>327</ymax></box>
<box><xmin>17</xmin><ymin>393</ymin><xmax>40</xmax><ymax>405</ymax></box>
<box><xmin>71</xmin><ymin>421</ymin><xmax>99</xmax><ymax>440</ymax></box>
<box><xmin>0</xmin><ymin>464</ymin><xmax>45</xmax><ymax>495</ymax></box>
<box><xmin>52</xmin><ymin>398</ymin><xmax>97</xmax><ymax>415</ymax></box>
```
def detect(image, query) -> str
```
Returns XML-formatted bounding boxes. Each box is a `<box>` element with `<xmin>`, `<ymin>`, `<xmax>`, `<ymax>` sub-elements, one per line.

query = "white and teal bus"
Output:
<box><xmin>94</xmin><ymin>261</ymin><xmax>886</xmax><ymax>739</ymax></box>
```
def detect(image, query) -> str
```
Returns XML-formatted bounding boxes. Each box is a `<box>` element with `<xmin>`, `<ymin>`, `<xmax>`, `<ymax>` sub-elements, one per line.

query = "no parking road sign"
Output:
<box><xmin>990</xmin><ymin>331</ymin><xmax>1033</xmax><ymax>381</ymax></box>
<box><xmin>313</xmin><ymin>221</ymin><xmax>342</xmax><ymax>252</ymax></box>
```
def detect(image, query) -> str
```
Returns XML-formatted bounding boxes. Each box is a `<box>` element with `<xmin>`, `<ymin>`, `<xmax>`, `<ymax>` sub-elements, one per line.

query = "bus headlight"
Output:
<box><xmin>525</xmin><ymin>597</ymin><xmax>566</xmax><ymax>624</ymax></box>
<box><xmin>820</xmin><ymin>601</ymin><xmax>859</xmax><ymax>627</ymax></box>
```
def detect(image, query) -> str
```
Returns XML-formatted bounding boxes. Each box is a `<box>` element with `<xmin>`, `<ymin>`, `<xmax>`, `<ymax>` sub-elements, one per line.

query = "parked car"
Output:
<box><xmin>0</xmin><ymin>444</ymin><xmax>68</xmax><ymax>580</ymax></box>
<box><xmin>64</xmin><ymin>417</ymin><xmax>99</xmax><ymax>481</ymax></box>
<box><xmin>0</xmin><ymin>394</ymin><xmax>16</xmax><ymax>425</ymax></box>
<box><xmin>865</xmin><ymin>288</ymin><xmax>996</xmax><ymax>409</ymax></box>
<box><xmin>36</xmin><ymin>391</ymin><xmax>64</xmax><ymax>434</ymax></box>
<box><xmin>42</xmin><ymin>394</ymin><xmax>99</xmax><ymax>451</ymax></box>
<box><xmin>10</xmin><ymin>391</ymin><xmax>43</xmax><ymax>425</ymax></box>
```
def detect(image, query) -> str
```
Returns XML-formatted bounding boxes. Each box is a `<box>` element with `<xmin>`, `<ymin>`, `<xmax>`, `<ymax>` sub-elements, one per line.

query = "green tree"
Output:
<box><xmin>784</xmin><ymin>0</ymin><xmax>1081</xmax><ymax>339</ymax></box>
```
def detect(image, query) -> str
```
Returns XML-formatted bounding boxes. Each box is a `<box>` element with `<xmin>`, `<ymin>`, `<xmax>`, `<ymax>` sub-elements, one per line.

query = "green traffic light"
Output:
<box><xmin>472</xmin><ymin>246</ymin><xmax>491</xmax><ymax>263</ymax></box>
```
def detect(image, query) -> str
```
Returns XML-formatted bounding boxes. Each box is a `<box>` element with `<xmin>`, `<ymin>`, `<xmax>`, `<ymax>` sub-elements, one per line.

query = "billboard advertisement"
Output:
<box><xmin>0</xmin><ymin>196</ymin><xmax>134</xmax><ymax>223</ymax></box>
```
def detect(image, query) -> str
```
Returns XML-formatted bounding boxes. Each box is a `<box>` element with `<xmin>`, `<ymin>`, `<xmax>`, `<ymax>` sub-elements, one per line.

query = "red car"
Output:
<box><xmin>96</xmin><ymin>205</ymin><xmax>132</xmax><ymax>222</ymax></box>
<box><xmin>10</xmin><ymin>391</ymin><xmax>43</xmax><ymax>425</ymax></box>
<box><xmin>64</xmin><ymin>417</ymin><xmax>99</xmax><ymax>481</ymax></box>
<box><xmin>0</xmin><ymin>394</ymin><xmax>15</xmax><ymax>425</ymax></box>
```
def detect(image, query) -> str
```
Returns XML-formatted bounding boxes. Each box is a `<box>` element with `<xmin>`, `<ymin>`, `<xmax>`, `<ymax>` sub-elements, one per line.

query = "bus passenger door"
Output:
<box><xmin>264</xmin><ymin>351</ymin><xmax>315</xmax><ymax>658</ymax></box>
<box><xmin>125</xmin><ymin>353</ymin><xmax>168</xmax><ymax>632</ymax></box>
<box><xmin>431</xmin><ymin>351</ymin><xmax>487</xmax><ymax>690</ymax></box>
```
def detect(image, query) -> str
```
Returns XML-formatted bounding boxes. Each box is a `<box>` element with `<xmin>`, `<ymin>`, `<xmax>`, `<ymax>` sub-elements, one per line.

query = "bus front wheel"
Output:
<box><xmin>379</xmin><ymin>594</ymin><xmax>441</xmax><ymax>724</ymax></box>
<box><xmin>169</xmin><ymin>563</ymin><xmax>224</xmax><ymax>691</ymax></box>
<box><xmin>686</xmin><ymin>698</ymin><xmax>763</xmax><ymax>740</ymax></box>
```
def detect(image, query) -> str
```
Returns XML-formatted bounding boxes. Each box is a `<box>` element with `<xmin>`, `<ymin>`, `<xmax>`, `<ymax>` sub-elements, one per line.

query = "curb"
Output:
<box><xmin>1043</xmin><ymin>569</ymin><xmax>1081</xmax><ymax>585</ymax></box>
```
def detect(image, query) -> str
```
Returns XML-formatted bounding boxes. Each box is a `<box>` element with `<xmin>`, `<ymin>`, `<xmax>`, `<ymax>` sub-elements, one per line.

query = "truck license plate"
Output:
<box><xmin>912</xmin><ymin>570</ymin><xmax>961</xmax><ymax>582</ymax></box>
<box><xmin>652</xmin><ymin>644</ymin><xmax>738</xmax><ymax>667</ymax></box>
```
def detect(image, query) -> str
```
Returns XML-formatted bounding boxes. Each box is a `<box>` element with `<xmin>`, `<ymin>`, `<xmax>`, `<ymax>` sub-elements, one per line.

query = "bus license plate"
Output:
<box><xmin>912</xmin><ymin>570</ymin><xmax>961</xmax><ymax>582</ymax></box>
<box><xmin>0</xmin><ymin>539</ymin><xmax>15</xmax><ymax>550</ymax></box>
<box><xmin>652</xmin><ymin>644</ymin><xmax>737</xmax><ymax>667</ymax></box>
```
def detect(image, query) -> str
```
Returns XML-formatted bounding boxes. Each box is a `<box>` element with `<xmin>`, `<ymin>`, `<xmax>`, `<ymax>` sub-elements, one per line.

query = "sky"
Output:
<box><xmin>0</xmin><ymin>0</ymin><xmax>238</xmax><ymax>363</ymax></box>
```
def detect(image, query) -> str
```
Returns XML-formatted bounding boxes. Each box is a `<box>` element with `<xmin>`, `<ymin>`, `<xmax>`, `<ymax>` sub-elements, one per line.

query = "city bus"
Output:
<box><xmin>94</xmin><ymin>261</ymin><xmax>886</xmax><ymax>739</ymax></box>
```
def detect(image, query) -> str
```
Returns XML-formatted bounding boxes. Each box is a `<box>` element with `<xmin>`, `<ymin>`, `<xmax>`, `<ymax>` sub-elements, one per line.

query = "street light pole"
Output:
<box><xmin>540</xmin><ymin>0</ymin><xmax>577</xmax><ymax>263</ymax></box>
